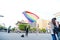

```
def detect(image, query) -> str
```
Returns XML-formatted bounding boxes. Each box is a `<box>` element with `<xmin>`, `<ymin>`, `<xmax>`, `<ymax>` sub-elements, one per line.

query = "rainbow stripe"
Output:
<box><xmin>23</xmin><ymin>11</ymin><xmax>39</xmax><ymax>22</ymax></box>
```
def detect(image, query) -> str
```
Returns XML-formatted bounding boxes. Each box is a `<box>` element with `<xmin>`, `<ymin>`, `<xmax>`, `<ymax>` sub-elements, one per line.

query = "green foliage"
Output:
<box><xmin>11</xmin><ymin>27</ymin><xmax>15</xmax><ymax>31</ymax></box>
<box><xmin>18</xmin><ymin>23</ymin><xmax>30</xmax><ymax>31</ymax></box>
<box><xmin>39</xmin><ymin>28</ymin><xmax>46</xmax><ymax>33</ymax></box>
<box><xmin>0</xmin><ymin>26</ymin><xmax>3</xmax><ymax>30</ymax></box>
<box><xmin>0</xmin><ymin>25</ymin><xmax>7</xmax><ymax>30</ymax></box>
<box><xmin>30</xmin><ymin>27</ymin><xmax>36</xmax><ymax>32</ymax></box>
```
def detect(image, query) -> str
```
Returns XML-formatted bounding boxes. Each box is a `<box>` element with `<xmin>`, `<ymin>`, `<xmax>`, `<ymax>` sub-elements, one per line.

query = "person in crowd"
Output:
<box><xmin>49</xmin><ymin>18</ymin><xmax>59</xmax><ymax>40</ymax></box>
<box><xmin>25</xmin><ymin>25</ymin><xmax>29</xmax><ymax>36</ymax></box>
<box><xmin>57</xmin><ymin>24</ymin><xmax>60</xmax><ymax>40</ymax></box>
<box><xmin>8</xmin><ymin>26</ymin><xmax>11</xmax><ymax>33</ymax></box>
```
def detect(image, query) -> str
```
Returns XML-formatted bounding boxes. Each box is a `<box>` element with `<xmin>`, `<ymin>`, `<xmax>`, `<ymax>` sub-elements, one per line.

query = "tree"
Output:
<box><xmin>39</xmin><ymin>28</ymin><xmax>46</xmax><ymax>33</ymax></box>
<box><xmin>30</xmin><ymin>27</ymin><xmax>36</xmax><ymax>32</ymax></box>
<box><xmin>18</xmin><ymin>23</ymin><xmax>30</xmax><ymax>31</ymax></box>
<box><xmin>11</xmin><ymin>27</ymin><xmax>15</xmax><ymax>32</ymax></box>
<box><xmin>0</xmin><ymin>25</ymin><xmax>7</xmax><ymax>31</ymax></box>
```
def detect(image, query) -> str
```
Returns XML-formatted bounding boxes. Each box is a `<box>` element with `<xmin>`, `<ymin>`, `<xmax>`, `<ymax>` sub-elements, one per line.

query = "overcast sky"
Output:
<box><xmin>0</xmin><ymin>0</ymin><xmax>60</xmax><ymax>28</ymax></box>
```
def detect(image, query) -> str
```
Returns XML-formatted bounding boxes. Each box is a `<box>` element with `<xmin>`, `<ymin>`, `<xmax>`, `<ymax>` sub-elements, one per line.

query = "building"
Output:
<box><xmin>54</xmin><ymin>12</ymin><xmax>60</xmax><ymax>23</ymax></box>
<box><xmin>16</xmin><ymin>20</ymin><xmax>29</xmax><ymax>26</ymax></box>
<box><xmin>29</xmin><ymin>21</ymin><xmax>37</xmax><ymax>27</ymax></box>
<box><xmin>54</xmin><ymin>12</ymin><xmax>60</xmax><ymax>17</ymax></box>
<box><xmin>16</xmin><ymin>19</ymin><xmax>50</xmax><ymax>29</ymax></box>
<box><xmin>37</xmin><ymin>19</ymin><xmax>50</xmax><ymax>29</ymax></box>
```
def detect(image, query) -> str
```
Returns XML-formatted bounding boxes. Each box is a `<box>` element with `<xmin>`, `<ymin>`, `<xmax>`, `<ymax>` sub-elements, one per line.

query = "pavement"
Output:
<box><xmin>0</xmin><ymin>32</ymin><xmax>52</xmax><ymax>40</ymax></box>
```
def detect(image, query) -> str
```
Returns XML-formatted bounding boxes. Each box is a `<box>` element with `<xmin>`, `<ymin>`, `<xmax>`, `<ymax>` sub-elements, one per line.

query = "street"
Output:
<box><xmin>0</xmin><ymin>32</ymin><xmax>52</xmax><ymax>40</ymax></box>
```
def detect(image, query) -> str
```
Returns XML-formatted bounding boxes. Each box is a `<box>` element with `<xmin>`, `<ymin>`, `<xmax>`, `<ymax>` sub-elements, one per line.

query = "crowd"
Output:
<box><xmin>49</xmin><ymin>18</ymin><xmax>60</xmax><ymax>40</ymax></box>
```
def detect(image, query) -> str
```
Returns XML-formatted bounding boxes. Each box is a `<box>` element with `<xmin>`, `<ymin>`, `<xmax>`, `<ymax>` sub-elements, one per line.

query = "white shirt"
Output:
<box><xmin>48</xmin><ymin>22</ymin><xmax>54</xmax><ymax>34</ymax></box>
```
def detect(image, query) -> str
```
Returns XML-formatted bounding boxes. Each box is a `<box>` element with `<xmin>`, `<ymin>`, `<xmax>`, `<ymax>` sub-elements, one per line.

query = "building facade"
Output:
<box><xmin>54</xmin><ymin>12</ymin><xmax>60</xmax><ymax>23</ymax></box>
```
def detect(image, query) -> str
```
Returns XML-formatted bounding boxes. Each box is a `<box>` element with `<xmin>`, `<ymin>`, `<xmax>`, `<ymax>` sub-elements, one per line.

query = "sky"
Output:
<box><xmin>0</xmin><ymin>0</ymin><xmax>60</xmax><ymax>28</ymax></box>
